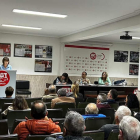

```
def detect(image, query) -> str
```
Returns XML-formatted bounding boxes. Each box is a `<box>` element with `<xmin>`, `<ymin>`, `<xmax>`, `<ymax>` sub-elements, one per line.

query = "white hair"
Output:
<box><xmin>97</xmin><ymin>93</ymin><xmax>107</xmax><ymax>103</ymax></box>
<box><xmin>119</xmin><ymin>116</ymin><xmax>140</xmax><ymax>140</ymax></box>
<box><xmin>115</xmin><ymin>106</ymin><xmax>131</xmax><ymax>122</ymax></box>
<box><xmin>85</xmin><ymin>103</ymin><xmax>99</xmax><ymax>114</ymax></box>
<box><xmin>48</xmin><ymin>85</ymin><xmax>56</xmax><ymax>93</ymax></box>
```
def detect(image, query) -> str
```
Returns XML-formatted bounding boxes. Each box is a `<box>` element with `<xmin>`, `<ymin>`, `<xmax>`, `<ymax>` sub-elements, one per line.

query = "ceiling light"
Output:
<box><xmin>13</xmin><ymin>9</ymin><xmax>67</xmax><ymax>18</ymax></box>
<box><xmin>2</xmin><ymin>24</ymin><xmax>42</xmax><ymax>30</ymax></box>
<box><xmin>132</xmin><ymin>37</ymin><xmax>140</xmax><ymax>39</ymax></box>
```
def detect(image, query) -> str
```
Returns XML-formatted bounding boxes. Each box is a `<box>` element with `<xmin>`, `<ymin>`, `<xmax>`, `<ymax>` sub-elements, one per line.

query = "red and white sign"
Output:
<box><xmin>90</xmin><ymin>52</ymin><xmax>96</xmax><ymax>60</ymax></box>
<box><xmin>0</xmin><ymin>71</ymin><xmax>10</xmax><ymax>86</ymax></box>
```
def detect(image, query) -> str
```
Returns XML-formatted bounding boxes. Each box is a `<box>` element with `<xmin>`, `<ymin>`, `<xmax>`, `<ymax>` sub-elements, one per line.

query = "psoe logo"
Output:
<box><xmin>0</xmin><ymin>71</ymin><xmax>10</xmax><ymax>86</ymax></box>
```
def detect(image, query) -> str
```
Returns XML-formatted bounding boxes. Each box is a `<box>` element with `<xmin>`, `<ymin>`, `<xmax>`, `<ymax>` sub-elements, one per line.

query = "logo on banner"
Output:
<box><xmin>0</xmin><ymin>71</ymin><xmax>10</xmax><ymax>86</ymax></box>
<box><xmin>90</xmin><ymin>52</ymin><xmax>96</xmax><ymax>60</ymax></box>
<box><xmin>90</xmin><ymin>52</ymin><xmax>105</xmax><ymax>60</ymax></box>
<box><xmin>62</xmin><ymin>86</ymin><xmax>71</xmax><ymax>93</ymax></box>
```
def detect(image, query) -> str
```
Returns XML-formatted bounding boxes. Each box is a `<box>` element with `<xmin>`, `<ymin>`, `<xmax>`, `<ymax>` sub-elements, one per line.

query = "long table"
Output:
<box><xmin>55</xmin><ymin>85</ymin><xmax>137</xmax><ymax>98</ymax></box>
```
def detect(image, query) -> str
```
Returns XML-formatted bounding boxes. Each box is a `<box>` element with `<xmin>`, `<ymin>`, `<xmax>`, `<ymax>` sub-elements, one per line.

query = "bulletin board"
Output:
<box><xmin>0</xmin><ymin>43</ymin><xmax>11</xmax><ymax>56</ymax></box>
<box><xmin>64</xmin><ymin>45</ymin><xmax>110</xmax><ymax>75</ymax></box>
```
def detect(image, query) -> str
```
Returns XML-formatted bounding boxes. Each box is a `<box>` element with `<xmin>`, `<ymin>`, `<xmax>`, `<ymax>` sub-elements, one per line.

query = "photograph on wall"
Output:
<box><xmin>114</xmin><ymin>50</ymin><xmax>128</xmax><ymax>62</ymax></box>
<box><xmin>130</xmin><ymin>51</ymin><xmax>139</xmax><ymax>63</ymax></box>
<box><xmin>14</xmin><ymin>44</ymin><xmax>32</xmax><ymax>58</ymax></box>
<box><xmin>35</xmin><ymin>45</ymin><xmax>52</xmax><ymax>58</ymax></box>
<box><xmin>129</xmin><ymin>64</ymin><xmax>139</xmax><ymax>75</ymax></box>
<box><xmin>35</xmin><ymin>59</ymin><xmax>52</xmax><ymax>72</ymax></box>
<box><xmin>0</xmin><ymin>43</ymin><xmax>11</xmax><ymax>56</ymax></box>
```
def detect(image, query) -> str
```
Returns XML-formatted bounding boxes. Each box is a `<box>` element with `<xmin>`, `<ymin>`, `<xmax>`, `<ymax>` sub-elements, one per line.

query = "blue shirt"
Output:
<box><xmin>0</xmin><ymin>64</ymin><xmax>12</xmax><ymax>70</ymax></box>
<box><xmin>82</xmin><ymin>114</ymin><xmax>106</xmax><ymax>120</ymax></box>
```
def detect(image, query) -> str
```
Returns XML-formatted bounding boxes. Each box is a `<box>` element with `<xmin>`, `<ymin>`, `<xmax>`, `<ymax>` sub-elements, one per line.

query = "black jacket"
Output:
<box><xmin>53</xmin><ymin>77</ymin><xmax>72</xmax><ymax>85</ymax></box>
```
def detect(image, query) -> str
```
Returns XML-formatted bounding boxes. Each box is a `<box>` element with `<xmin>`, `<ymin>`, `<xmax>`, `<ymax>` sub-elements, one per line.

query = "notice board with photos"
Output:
<box><xmin>64</xmin><ymin>45</ymin><xmax>110</xmax><ymax>75</ymax></box>
<box><xmin>0</xmin><ymin>43</ymin><xmax>11</xmax><ymax>56</ymax></box>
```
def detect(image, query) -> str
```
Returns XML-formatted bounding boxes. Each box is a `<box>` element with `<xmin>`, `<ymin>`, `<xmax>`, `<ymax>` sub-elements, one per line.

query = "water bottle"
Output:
<box><xmin>112</xmin><ymin>80</ymin><xmax>114</xmax><ymax>86</ymax></box>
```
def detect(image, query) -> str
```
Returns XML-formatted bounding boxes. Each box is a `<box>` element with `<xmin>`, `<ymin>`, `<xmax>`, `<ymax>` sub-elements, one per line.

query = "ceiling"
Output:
<box><xmin>1</xmin><ymin>0</ymin><xmax>140</xmax><ymax>37</ymax></box>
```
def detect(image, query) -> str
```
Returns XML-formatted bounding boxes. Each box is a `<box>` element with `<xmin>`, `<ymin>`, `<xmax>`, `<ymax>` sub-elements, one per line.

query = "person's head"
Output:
<box><xmin>5</xmin><ymin>86</ymin><xmax>14</xmax><ymax>97</ymax></box>
<box><xmin>107</xmin><ymin>89</ymin><xmax>118</xmax><ymax>100</ymax></box>
<box><xmin>2</xmin><ymin>57</ymin><xmax>9</xmax><ymax>66</ymax></box>
<box><xmin>96</xmin><ymin>93</ymin><xmax>107</xmax><ymax>104</ymax></box>
<box><xmin>115</xmin><ymin>106</ymin><xmax>131</xmax><ymax>125</ymax></box>
<box><xmin>119</xmin><ymin>116</ymin><xmax>140</xmax><ymax>140</ymax></box>
<box><xmin>31</xmin><ymin>100</ymin><xmax>47</xmax><ymax>119</ymax></box>
<box><xmin>48</xmin><ymin>85</ymin><xmax>56</xmax><ymax>94</ymax></box>
<box><xmin>61</xmin><ymin>73</ymin><xmax>69</xmax><ymax>82</ymax></box>
<box><xmin>101</xmin><ymin>71</ymin><xmax>108</xmax><ymax>81</ymax></box>
<box><xmin>13</xmin><ymin>96</ymin><xmax>28</xmax><ymax>110</ymax></box>
<box><xmin>63</xmin><ymin>111</ymin><xmax>85</xmax><ymax>136</ymax></box>
<box><xmin>85</xmin><ymin>103</ymin><xmax>99</xmax><ymax>115</ymax></box>
<box><xmin>71</xmin><ymin>84</ymin><xmax>79</xmax><ymax>98</ymax></box>
<box><xmin>82</xmin><ymin>71</ymin><xmax>87</xmax><ymax>79</ymax></box>
<box><xmin>57</xmin><ymin>88</ymin><xmax>67</xmax><ymax>97</ymax></box>
<box><xmin>125</xmin><ymin>94</ymin><xmax>139</xmax><ymax>109</ymax></box>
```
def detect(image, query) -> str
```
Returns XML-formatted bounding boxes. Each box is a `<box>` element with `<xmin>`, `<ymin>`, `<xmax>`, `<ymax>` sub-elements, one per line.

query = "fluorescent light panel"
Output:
<box><xmin>133</xmin><ymin>37</ymin><xmax>140</xmax><ymax>39</ymax></box>
<box><xmin>2</xmin><ymin>24</ymin><xmax>42</xmax><ymax>30</ymax></box>
<box><xmin>13</xmin><ymin>9</ymin><xmax>67</xmax><ymax>18</ymax></box>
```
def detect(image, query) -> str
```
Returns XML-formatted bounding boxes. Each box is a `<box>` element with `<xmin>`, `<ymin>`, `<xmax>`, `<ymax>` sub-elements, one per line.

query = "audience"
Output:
<box><xmin>96</xmin><ymin>93</ymin><xmax>111</xmax><ymax>109</ymax></box>
<box><xmin>14</xmin><ymin>100</ymin><xmax>61</xmax><ymax>140</ymax></box>
<box><xmin>82</xmin><ymin>103</ymin><xmax>106</xmax><ymax>120</ymax></box>
<box><xmin>106</xmin><ymin>89</ymin><xmax>118</xmax><ymax>103</ymax></box>
<box><xmin>119</xmin><ymin>116</ymin><xmax>140</xmax><ymax>140</ymax></box>
<box><xmin>76</xmin><ymin>71</ymin><xmax>91</xmax><ymax>85</ymax></box>
<box><xmin>51</xmin><ymin>88</ymin><xmax>75</xmax><ymax>108</ymax></box>
<box><xmin>99</xmin><ymin>106</ymin><xmax>131</xmax><ymax>140</ymax></box>
<box><xmin>4</xmin><ymin>86</ymin><xmax>14</xmax><ymax>98</ymax></box>
<box><xmin>42</xmin><ymin>85</ymin><xmax>58</xmax><ymax>100</ymax></box>
<box><xmin>2</xmin><ymin>96</ymin><xmax>29</xmax><ymax>116</ymax></box>
<box><xmin>125</xmin><ymin>94</ymin><xmax>139</xmax><ymax>109</ymax></box>
<box><xmin>53</xmin><ymin>73</ymin><xmax>72</xmax><ymax>85</ymax></box>
<box><xmin>45</xmin><ymin>111</ymin><xmax>92</xmax><ymax>140</ymax></box>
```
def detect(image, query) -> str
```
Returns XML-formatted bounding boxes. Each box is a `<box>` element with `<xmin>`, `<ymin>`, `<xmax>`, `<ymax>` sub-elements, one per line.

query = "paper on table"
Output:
<box><xmin>0</xmin><ymin>49</ymin><xmax>3</xmax><ymax>55</ymax></box>
<box><xmin>35</xmin><ymin>64</ymin><xmax>45</xmax><ymax>71</ymax></box>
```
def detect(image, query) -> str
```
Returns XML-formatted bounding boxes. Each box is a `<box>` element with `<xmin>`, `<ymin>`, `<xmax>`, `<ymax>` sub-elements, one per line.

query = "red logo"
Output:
<box><xmin>90</xmin><ymin>52</ymin><xmax>96</xmax><ymax>60</ymax></box>
<box><xmin>0</xmin><ymin>71</ymin><xmax>10</xmax><ymax>86</ymax></box>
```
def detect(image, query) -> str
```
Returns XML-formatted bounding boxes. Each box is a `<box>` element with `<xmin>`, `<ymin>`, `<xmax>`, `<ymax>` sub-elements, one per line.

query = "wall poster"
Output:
<box><xmin>129</xmin><ymin>64</ymin><xmax>139</xmax><ymax>75</ymax></box>
<box><xmin>0</xmin><ymin>43</ymin><xmax>11</xmax><ymax>56</ymax></box>
<box><xmin>130</xmin><ymin>51</ymin><xmax>139</xmax><ymax>63</ymax></box>
<box><xmin>114</xmin><ymin>50</ymin><xmax>128</xmax><ymax>62</ymax></box>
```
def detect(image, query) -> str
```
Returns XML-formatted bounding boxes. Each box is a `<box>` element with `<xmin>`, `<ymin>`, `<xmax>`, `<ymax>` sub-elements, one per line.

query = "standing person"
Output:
<box><xmin>53</xmin><ymin>73</ymin><xmax>72</xmax><ymax>85</ymax></box>
<box><xmin>77</xmin><ymin>71</ymin><xmax>91</xmax><ymax>85</ymax></box>
<box><xmin>0</xmin><ymin>57</ymin><xmax>12</xmax><ymax>70</ymax></box>
<box><xmin>98</xmin><ymin>72</ymin><xmax>111</xmax><ymax>85</ymax></box>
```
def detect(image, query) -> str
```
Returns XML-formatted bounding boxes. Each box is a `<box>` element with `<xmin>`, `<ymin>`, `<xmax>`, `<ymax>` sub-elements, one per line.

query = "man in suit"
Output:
<box><xmin>51</xmin><ymin>88</ymin><xmax>75</xmax><ymax>108</ymax></box>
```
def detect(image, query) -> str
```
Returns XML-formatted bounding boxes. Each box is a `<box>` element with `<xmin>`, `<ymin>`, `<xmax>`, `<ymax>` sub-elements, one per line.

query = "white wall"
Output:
<box><xmin>0</xmin><ymin>33</ymin><xmax>61</xmax><ymax>75</ymax></box>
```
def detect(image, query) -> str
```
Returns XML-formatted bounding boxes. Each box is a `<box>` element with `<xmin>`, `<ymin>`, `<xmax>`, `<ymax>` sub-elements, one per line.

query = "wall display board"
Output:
<box><xmin>114</xmin><ymin>50</ymin><xmax>128</xmax><ymax>62</ymax></box>
<box><xmin>35</xmin><ymin>59</ymin><xmax>52</xmax><ymax>72</ymax></box>
<box><xmin>129</xmin><ymin>64</ymin><xmax>139</xmax><ymax>75</ymax></box>
<box><xmin>64</xmin><ymin>45</ymin><xmax>110</xmax><ymax>75</ymax></box>
<box><xmin>35</xmin><ymin>45</ymin><xmax>52</xmax><ymax>58</ymax></box>
<box><xmin>0</xmin><ymin>43</ymin><xmax>11</xmax><ymax>56</ymax></box>
<box><xmin>130</xmin><ymin>51</ymin><xmax>139</xmax><ymax>63</ymax></box>
<box><xmin>14</xmin><ymin>44</ymin><xmax>32</xmax><ymax>58</ymax></box>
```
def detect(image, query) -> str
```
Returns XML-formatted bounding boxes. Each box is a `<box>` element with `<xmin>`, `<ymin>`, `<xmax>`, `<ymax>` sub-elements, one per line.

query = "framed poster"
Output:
<box><xmin>14</xmin><ymin>44</ymin><xmax>32</xmax><ymax>58</ymax></box>
<box><xmin>130</xmin><ymin>51</ymin><xmax>139</xmax><ymax>63</ymax></box>
<box><xmin>114</xmin><ymin>50</ymin><xmax>128</xmax><ymax>62</ymax></box>
<box><xmin>35</xmin><ymin>59</ymin><xmax>52</xmax><ymax>72</ymax></box>
<box><xmin>0</xmin><ymin>43</ymin><xmax>11</xmax><ymax>56</ymax></box>
<box><xmin>129</xmin><ymin>64</ymin><xmax>139</xmax><ymax>75</ymax></box>
<box><xmin>35</xmin><ymin>45</ymin><xmax>52</xmax><ymax>58</ymax></box>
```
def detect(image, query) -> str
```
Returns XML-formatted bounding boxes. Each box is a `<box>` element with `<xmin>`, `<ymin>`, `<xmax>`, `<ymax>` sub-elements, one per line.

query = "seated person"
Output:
<box><xmin>45</xmin><ymin>111</ymin><xmax>92</xmax><ymax>140</ymax></box>
<box><xmin>51</xmin><ymin>88</ymin><xmax>75</xmax><ymax>108</ymax></box>
<box><xmin>14</xmin><ymin>100</ymin><xmax>61</xmax><ymax>140</ymax></box>
<box><xmin>96</xmin><ymin>93</ymin><xmax>111</xmax><ymax>109</ymax></box>
<box><xmin>119</xmin><ymin>116</ymin><xmax>140</xmax><ymax>140</ymax></box>
<box><xmin>106</xmin><ymin>89</ymin><xmax>118</xmax><ymax>104</ymax></box>
<box><xmin>42</xmin><ymin>85</ymin><xmax>58</xmax><ymax>100</ymax></box>
<box><xmin>82</xmin><ymin>103</ymin><xmax>106</xmax><ymax>120</ymax></box>
<box><xmin>3</xmin><ymin>86</ymin><xmax>14</xmax><ymax>98</ymax></box>
<box><xmin>76</xmin><ymin>71</ymin><xmax>91</xmax><ymax>85</ymax></box>
<box><xmin>53</xmin><ymin>73</ymin><xmax>72</xmax><ymax>85</ymax></box>
<box><xmin>2</xmin><ymin>96</ymin><xmax>30</xmax><ymax>116</ymax></box>
<box><xmin>99</xmin><ymin>106</ymin><xmax>131</xmax><ymax>140</ymax></box>
<box><xmin>98</xmin><ymin>72</ymin><xmax>111</xmax><ymax>85</ymax></box>
<box><xmin>66</xmin><ymin>84</ymin><xmax>83</xmax><ymax>99</ymax></box>
<box><xmin>125</xmin><ymin>94</ymin><xmax>139</xmax><ymax>109</ymax></box>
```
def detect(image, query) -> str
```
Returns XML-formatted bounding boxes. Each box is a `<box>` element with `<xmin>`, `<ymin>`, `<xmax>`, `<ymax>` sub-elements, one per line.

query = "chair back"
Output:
<box><xmin>68</xmin><ymin>108</ymin><xmax>85</xmax><ymax>115</ymax></box>
<box><xmin>107</xmin><ymin>129</ymin><xmax>119</xmax><ymax>140</ymax></box>
<box><xmin>75</xmin><ymin>98</ymin><xmax>84</xmax><ymax>107</ymax></box>
<box><xmin>47</xmin><ymin>109</ymin><xmax>63</xmax><ymax>118</ymax></box>
<box><xmin>54</xmin><ymin>102</ymin><xmax>75</xmax><ymax>117</ymax></box>
<box><xmin>85</xmin><ymin>117</ymin><xmax>111</xmax><ymax>131</ymax></box>
<box><xmin>0</xmin><ymin>98</ymin><xmax>14</xmax><ymax>109</ymax></box>
<box><xmin>52</xmin><ymin>118</ymin><xmax>65</xmax><ymax>131</ymax></box>
<box><xmin>84</xmin><ymin>91</ymin><xmax>97</xmax><ymax>98</ymax></box>
<box><xmin>78</xmin><ymin>102</ymin><xmax>89</xmax><ymax>108</ymax></box>
<box><xmin>109</xmin><ymin>103</ymin><xmax>119</xmax><ymax>110</ymax></box>
<box><xmin>2</xmin><ymin>103</ymin><xmax>12</xmax><ymax>112</ymax></box>
<box><xmin>26</xmin><ymin>135</ymin><xmax>53</xmax><ymax>140</ymax></box>
<box><xmin>0</xmin><ymin>119</ymin><xmax>8</xmax><ymax>135</ymax></box>
<box><xmin>86</xmin><ymin>98</ymin><xmax>97</xmax><ymax>103</ymax></box>
<box><xmin>43</xmin><ymin>98</ymin><xmax>53</xmax><ymax>102</ymax></box>
<box><xmin>16</xmin><ymin>80</ymin><xmax>29</xmax><ymax>89</ymax></box>
<box><xmin>0</xmin><ymin>134</ymin><xmax>18</xmax><ymax>140</ymax></box>
<box><xmin>44</xmin><ymin>102</ymin><xmax>51</xmax><ymax>109</ymax></box>
<box><xmin>83</xmin><ymin>130</ymin><xmax>104</xmax><ymax>140</ymax></box>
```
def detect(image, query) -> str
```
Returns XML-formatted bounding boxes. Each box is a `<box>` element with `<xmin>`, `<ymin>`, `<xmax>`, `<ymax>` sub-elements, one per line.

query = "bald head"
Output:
<box><xmin>48</xmin><ymin>85</ymin><xmax>56</xmax><ymax>94</ymax></box>
<box><xmin>85</xmin><ymin>103</ymin><xmax>99</xmax><ymax>114</ymax></box>
<box><xmin>31</xmin><ymin>100</ymin><xmax>47</xmax><ymax>119</ymax></box>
